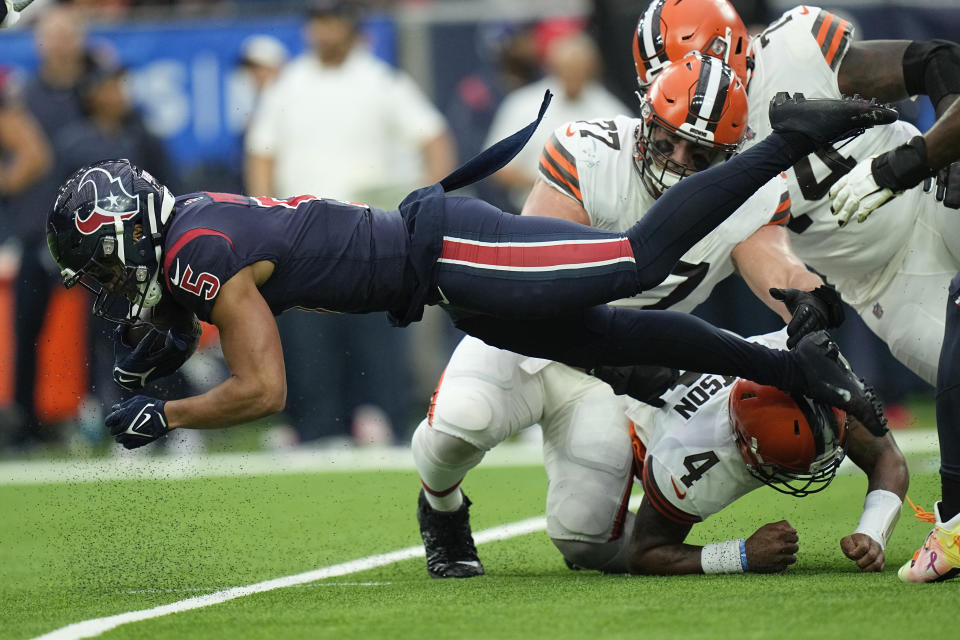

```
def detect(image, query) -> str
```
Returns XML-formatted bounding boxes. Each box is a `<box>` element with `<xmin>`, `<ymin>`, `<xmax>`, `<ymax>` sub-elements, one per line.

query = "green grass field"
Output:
<box><xmin>1</xmin><ymin>444</ymin><xmax>956</xmax><ymax>640</ymax></box>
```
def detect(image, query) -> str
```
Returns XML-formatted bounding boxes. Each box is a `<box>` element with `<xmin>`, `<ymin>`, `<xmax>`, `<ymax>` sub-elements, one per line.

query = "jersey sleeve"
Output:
<box><xmin>769</xmin><ymin>188</ymin><xmax>792</xmax><ymax>226</ymax></box>
<box><xmin>537</xmin><ymin>126</ymin><xmax>584</xmax><ymax>206</ymax></box>
<box><xmin>757</xmin><ymin>173</ymin><xmax>792</xmax><ymax>226</ymax></box>
<box><xmin>163</xmin><ymin>230</ymin><xmax>244</xmax><ymax>322</ymax></box>
<box><xmin>641</xmin><ymin>451</ymin><xmax>703</xmax><ymax>526</ymax></box>
<box><xmin>747</xmin><ymin>6</ymin><xmax>855</xmax><ymax>139</ymax></box>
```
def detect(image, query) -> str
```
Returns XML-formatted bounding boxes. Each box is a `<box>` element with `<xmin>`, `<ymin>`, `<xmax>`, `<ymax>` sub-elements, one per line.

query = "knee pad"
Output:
<box><xmin>412</xmin><ymin>420</ymin><xmax>485</xmax><ymax>466</ymax></box>
<box><xmin>552</xmin><ymin>511</ymin><xmax>634</xmax><ymax>573</ymax></box>
<box><xmin>429</xmin><ymin>339</ymin><xmax>543</xmax><ymax>451</ymax></box>
<box><xmin>411</xmin><ymin>420</ymin><xmax>485</xmax><ymax>495</ymax></box>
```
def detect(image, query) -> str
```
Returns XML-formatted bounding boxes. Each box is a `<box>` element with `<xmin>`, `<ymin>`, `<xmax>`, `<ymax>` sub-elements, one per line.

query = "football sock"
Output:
<box><xmin>936</xmin><ymin>284</ymin><xmax>960</xmax><ymax>522</ymax></box>
<box><xmin>625</xmin><ymin>133</ymin><xmax>802</xmax><ymax>291</ymax></box>
<box><xmin>941</xmin><ymin>475</ymin><xmax>960</xmax><ymax>522</ymax></box>
<box><xmin>412</xmin><ymin>420</ymin><xmax>484</xmax><ymax>512</ymax></box>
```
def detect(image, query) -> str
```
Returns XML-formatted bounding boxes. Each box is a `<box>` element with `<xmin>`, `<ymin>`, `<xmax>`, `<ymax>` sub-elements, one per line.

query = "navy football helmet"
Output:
<box><xmin>46</xmin><ymin>159</ymin><xmax>175</xmax><ymax>324</ymax></box>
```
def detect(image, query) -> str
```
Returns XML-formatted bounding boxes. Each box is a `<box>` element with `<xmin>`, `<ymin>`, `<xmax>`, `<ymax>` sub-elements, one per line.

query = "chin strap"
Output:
<box><xmin>136</xmin><ymin>191</ymin><xmax>169</xmax><ymax>313</ymax></box>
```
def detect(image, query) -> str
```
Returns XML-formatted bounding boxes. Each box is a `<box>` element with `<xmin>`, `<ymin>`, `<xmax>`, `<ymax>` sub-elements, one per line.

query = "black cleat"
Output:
<box><xmin>793</xmin><ymin>331</ymin><xmax>888</xmax><ymax>437</ymax></box>
<box><xmin>769</xmin><ymin>92</ymin><xmax>899</xmax><ymax>147</ymax></box>
<box><xmin>417</xmin><ymin>489</ymin><xmax>485</xmax><ymax>579</ymax></box>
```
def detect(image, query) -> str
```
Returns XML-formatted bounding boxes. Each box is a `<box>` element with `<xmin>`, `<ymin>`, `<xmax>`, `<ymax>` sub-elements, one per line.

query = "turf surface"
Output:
<box><xmin>1</xmin><ymin>452</ymin><xmax>956</xmax><ymax>640</ymax></box>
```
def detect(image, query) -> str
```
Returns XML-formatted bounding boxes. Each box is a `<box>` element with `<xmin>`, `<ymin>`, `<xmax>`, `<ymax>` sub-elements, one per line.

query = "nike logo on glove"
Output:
<box><xmin>125</xmin><ymin>403</ymin><xmax>164</xmax><ymax>437</ymax></box>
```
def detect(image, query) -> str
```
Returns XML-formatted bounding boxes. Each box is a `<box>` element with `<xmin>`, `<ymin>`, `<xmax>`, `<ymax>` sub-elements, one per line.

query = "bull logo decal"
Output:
<box><xmin>74</xmin><ymin>167</ymin><xmax>140</xmax><ymax>235</ymax></box>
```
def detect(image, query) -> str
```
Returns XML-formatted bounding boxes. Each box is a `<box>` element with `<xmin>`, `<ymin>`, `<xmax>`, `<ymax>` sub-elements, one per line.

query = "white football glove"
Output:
<box><xmin>829</xmin><ymin>156</ymin><xmax>897</xmax><ymax>227</ymax></box>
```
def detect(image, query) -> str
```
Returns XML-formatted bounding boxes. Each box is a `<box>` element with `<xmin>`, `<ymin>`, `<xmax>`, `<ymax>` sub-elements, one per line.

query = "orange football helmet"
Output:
<box><xmin>633</xmin><ymin>0</ymin><xmax>751</xmax><ymax>89</ymax></box>
<box><xmin>635</xmin><ymin>52</ymin><xmax>748</xmax><ymax>198</ymax></box>
<box><xmin>728</xmin><ymin>378</ymin><xmax>848</xmax><ymax>497</ymax></box>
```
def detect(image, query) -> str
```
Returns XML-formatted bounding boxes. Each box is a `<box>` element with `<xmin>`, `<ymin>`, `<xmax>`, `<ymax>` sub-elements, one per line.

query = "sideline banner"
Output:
<box><xmin>0</xmin><ymin>15</ymin><xmax>395</xmax><ymax>169</ymax></box>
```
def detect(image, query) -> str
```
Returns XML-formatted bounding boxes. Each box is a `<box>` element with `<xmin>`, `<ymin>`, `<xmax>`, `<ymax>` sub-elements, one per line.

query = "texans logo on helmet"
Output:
<box><xmin>75</xmin><ymin>166</ymin><xmax>141</xmax><ymax>235</ymax></box>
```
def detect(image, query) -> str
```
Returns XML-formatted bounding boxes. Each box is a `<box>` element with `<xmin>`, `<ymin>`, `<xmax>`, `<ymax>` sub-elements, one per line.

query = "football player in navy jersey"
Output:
<box><xmin>45</xmin><ymin>92</ymin><xmax>897</xmax><ymax>448</ymax></box>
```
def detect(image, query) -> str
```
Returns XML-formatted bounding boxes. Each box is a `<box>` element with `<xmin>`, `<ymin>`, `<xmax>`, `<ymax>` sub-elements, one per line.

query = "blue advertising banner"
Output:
<box><xmin>0</xmin><ymin>15</ymin><xmax>396</xmax><ymax>173</ymax></box>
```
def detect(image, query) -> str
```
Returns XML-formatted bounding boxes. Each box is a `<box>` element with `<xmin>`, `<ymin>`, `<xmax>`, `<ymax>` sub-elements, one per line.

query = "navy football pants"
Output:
<box><xmin>936</xmin><ymin>273</ymin><xmax>960</xmax><ymax>517</ymax></box>
<box><xmin>436</xmin><ymin>133</ymin><xmax>805</xmax><ymax>392</ymax></box>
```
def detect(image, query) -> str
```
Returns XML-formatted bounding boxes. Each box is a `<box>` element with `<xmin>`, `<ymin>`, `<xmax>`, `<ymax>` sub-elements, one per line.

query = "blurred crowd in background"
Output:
<box><xmin>0</xmin><ymin>0</ymin><xmax>944</xmax><ymax>456</ymax></box>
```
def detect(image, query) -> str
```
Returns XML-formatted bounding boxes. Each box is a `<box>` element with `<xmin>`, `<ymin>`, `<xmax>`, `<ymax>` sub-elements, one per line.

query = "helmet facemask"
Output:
<box><xmin>731</xmin><ymin>386</ymin><xmax>848</xmax><ymax>498</ymax></box>
<box><xmin>736</xmin><ymin>431</ymin><xmax>847</xmax><ymax>497</ymax></box>
<box><xmin>62</xmin><ymin>225</ymin><xmax>161</xmax><ymax>324</ymax></box>
<box><xmin>634</xmin><ymin>117</ymin><xmax>732</xmax><ymax>199</ymax></box>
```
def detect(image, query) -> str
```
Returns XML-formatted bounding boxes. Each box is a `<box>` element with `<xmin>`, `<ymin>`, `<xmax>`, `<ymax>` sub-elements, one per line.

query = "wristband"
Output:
<box><xmin>701</xmin><ymin>539</ymin><xmax>746</xmax><ymax>574</ymax></box>
<box><xmin>872</xmin><ymin>136</ymin><xmax>935</xmax><ymax>192</ymax></box>
<box><xmin>854</xmin><ymin>489</ymin><xmax>902</xmax><ymax>549</ymax></box>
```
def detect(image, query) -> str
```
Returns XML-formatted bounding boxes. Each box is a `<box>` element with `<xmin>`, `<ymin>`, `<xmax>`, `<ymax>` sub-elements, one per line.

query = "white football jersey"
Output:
<box><xmin>623</xmin><ymin>331</ymin><xmax>789</xmax><ymax>524</ymax></box>
<box><xmin>744</xmin><ymin>5</ymin><xmax>930</xmax><ymax>303</ymax></box>
<box><xmin>538</xmin><ymin>115</ymin><xmax>790</xmax><ymax>314</ymax></box>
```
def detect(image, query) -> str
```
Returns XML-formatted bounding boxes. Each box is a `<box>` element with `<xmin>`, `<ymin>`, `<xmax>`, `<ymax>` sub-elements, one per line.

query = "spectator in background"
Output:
<box><xmin>196</xmin><ymin>34</ymin><xmax>290</xmax><ymax>195</ymax></box>
<box><xmin>0</xmin><ymin>70</ymin><xmax>51</xmax><ymax>232</ymax></box>
<box><xmin>484</xmin><ymin>26</ymin><xmax>630</xmax><ymax>210</ymax></box>
<box><xmin>238</xmin><ymin>34</ymin><xmax>289</xmax><ymax>96</ymax></box>
<box><xmin>4</xmin><ymin>5</ymin><xmax>92</xmax><ymax>450</ymax></box>
<box><xmin>0</xmin><ymin>70</ymin><xmax>51</xmax><ymax>445</ymax></box>
<box><xmin>245</xmin><ymin>1</ymin><xmax>455</xmax><ymax>448</ymax></box>
<box><xmin>444</xmin><ymin>23</ymin><xmax>540</xmax><ymax>178</ymax></box>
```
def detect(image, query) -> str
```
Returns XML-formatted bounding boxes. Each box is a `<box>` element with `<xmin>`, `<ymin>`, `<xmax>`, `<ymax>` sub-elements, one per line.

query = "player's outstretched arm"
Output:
<box><xmin>839</xmin><ymin>419</ymin><xmax>909</xmax><ymax>572</ymax></box>
<box><xmin>163</xmin><ymin>263</ymin><xmax>286</xmax><ymax>431</ymax></box>
<box><xmin>732</xmin><ymin>225</ymin><xmax>842</xmax><ymax>347</ymax></box>
<box><xmin>627</xmin><ymin>498</ymin><xmax>698</xmax><ymax>575</ymax></box>
<box><xmin>520</xmin><ymin>178</ymin><xmax>591</xmax><ymax>225</ymax></box>
<box><xmin>628</xmin><ymin>497</ymin><xmax>798</xmax><ymax>575</ymax></box>
<box><xmin>831</xmin><ymin>40</ymin><xmax>960</xmax><ymax>223</ymax></box>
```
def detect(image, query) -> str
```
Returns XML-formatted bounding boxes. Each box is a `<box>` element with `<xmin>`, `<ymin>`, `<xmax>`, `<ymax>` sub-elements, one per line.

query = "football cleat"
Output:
<box><xmin>769</xmin><ymin>92</ymin><xmax>899</xmax><ymax>148</ymax></box>
<box><xmin>417</xmin><ymin>489</ymin><xmax>485</xmax><ymax>579</ymax></box>
<box><xmin>898</xmin><ymin>500</ymin><xmax>960</xmax><ymax>583</ymax></box>
<box><xmin>792</xmin><ymin>331</ymin><xmax>888</xmax><ymax>437</ymax></box>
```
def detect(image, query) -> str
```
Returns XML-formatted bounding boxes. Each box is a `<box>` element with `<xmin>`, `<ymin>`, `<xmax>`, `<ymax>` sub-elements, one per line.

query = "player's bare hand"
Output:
<box><xmin>840</xmin><ymin>533</ymin><xmax>885</xmax><ymax>572</ymax></box>
<box><xmin>745</xmin><ymin>520</ymin><xmax>799</xmax><ymax>573</ymax></box>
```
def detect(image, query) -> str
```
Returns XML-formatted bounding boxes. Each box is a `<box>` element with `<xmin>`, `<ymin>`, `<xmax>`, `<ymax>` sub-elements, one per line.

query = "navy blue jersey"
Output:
<box><xmin>162</xmin><ymin>192</ymin><xmax>424</xmax><ymax>322</ymax></box>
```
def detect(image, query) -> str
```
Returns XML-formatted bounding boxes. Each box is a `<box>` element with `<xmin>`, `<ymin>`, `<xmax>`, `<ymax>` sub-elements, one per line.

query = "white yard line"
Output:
<box><xmin>28</xmin><ymin>512</ymin><xmax>565</xmax><ymax>640</ymax></box>
<box><xmin>0</xmin><ymin>429</ymin><xmax>940</xmax><ymax>486</ymax></box>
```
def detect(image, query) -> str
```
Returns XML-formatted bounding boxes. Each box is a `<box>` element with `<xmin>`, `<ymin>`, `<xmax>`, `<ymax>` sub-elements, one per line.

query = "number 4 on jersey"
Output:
<box><xmin>679</xmin><ymin>451</ymin><xmax>720</xmax><ymax>487</ymax></box>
